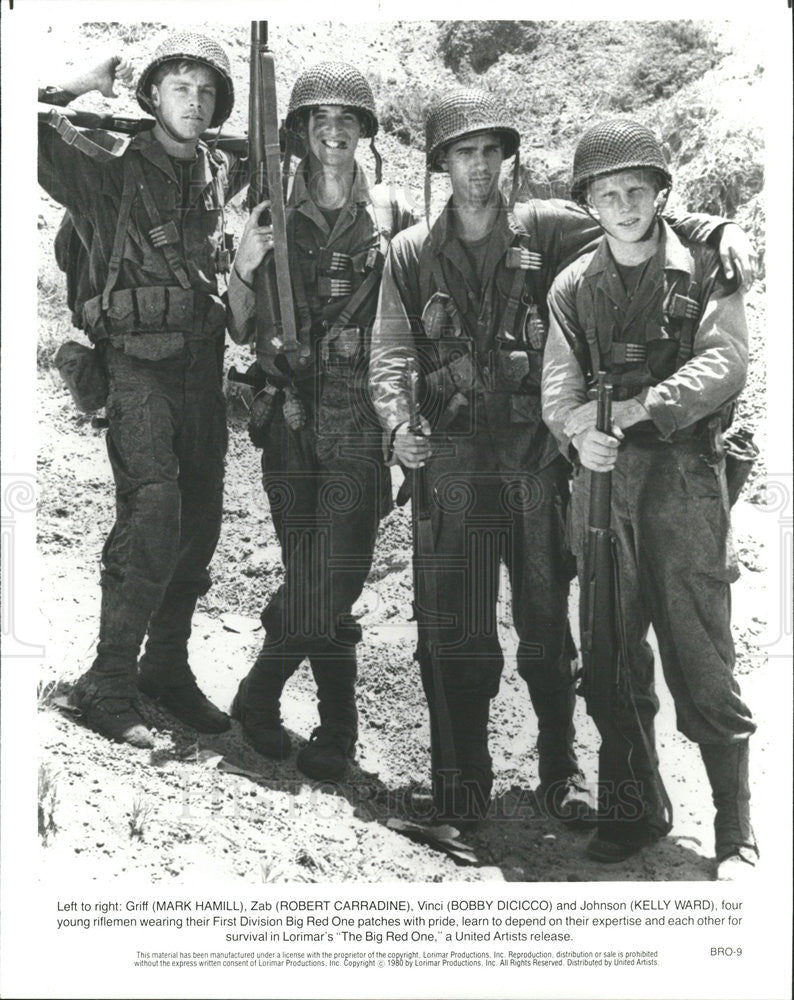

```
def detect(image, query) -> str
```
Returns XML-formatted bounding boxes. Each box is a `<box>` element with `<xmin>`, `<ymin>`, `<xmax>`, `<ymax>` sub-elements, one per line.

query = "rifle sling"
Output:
<box><xmin>261</xmin><ymin>50</ymin><xmax>300</xmax><ymax>355</ymax></box>
<box><xmin>413</xmin><ymin>472</ymin><xmax>458</xmax><ymax>777</ymax></box>
<box><xmin>46</xmin><ymin>109</ymin><xmax>128</xmax><ymax>162</ymax></box>
<box><xmin>326</xmin><ymin>268</ymin><xmax>381</xmax><ymax>339</ymax></box>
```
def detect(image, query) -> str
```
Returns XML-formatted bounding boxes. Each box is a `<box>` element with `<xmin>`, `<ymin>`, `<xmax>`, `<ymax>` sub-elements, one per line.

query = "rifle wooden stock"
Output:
<box><xmin>248</xmin><ymin>22</ymin><xmax>307</xmax><ymax>369</ymax></box>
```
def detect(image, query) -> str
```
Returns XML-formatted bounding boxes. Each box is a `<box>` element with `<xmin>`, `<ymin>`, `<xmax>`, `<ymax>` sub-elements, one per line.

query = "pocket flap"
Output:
<box><xmin>122</xmin><ymin>332</ymin><xmax>184</xmax><ymax>361</ymax></box>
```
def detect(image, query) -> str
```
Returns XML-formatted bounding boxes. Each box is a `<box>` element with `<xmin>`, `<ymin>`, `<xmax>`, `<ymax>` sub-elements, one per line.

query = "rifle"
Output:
<box><xmin>579</xmin><ymin>372</ymin><xmax>619</xmax><ymax>717</ymax></box>
<box><xmin>37</xmin><ymin>103</ymin><xmax>248</xmax><ymax>157</ymax></box>
<box><xmin>408</xmin><ymin>370</ymin><xmax>458</xmax><ymax>802</ymax></box>
<box><xmin>248</xmin><ymin>21</ymin><xmax>310</xmax><ymax>375</ymax></box>
<box><xmin>580</xmin><ymin>372</ymin><xmax>673</xmax><ymax>830</ymax></box>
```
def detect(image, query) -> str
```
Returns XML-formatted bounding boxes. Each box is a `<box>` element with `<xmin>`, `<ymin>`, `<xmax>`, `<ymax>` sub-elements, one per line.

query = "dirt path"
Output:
<box><xmin>37</xmin><ymin>366</ymin><xmax>776</xmax><ymax>885</ymax></box>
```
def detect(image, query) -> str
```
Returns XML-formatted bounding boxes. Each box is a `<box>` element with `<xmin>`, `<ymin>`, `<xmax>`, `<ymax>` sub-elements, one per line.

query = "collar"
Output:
<box><xmin>290</xmin><ymin>157</ymin><xmax>372</xmax><ymax>210</ymax></box>
<box><xmin>583</xmin><ymin>218</ymin><xmax>694</xmax><ymax>279</ymax></box>
<box><xmin>130</xmin><ymin>130</ymin><xmax>215</xmax><ymax>203</ymax></box>
<box><xmin>429</xmin><ymin>193</ymin><xmax>523</xmax><ymax>252</ymax></box>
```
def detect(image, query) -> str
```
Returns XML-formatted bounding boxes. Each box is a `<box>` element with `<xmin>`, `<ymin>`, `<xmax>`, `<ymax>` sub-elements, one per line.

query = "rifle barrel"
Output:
<box><xmin>38</xmin><ymin>104</ymin><xmax>249</xmax><ymax>156</ymax></box>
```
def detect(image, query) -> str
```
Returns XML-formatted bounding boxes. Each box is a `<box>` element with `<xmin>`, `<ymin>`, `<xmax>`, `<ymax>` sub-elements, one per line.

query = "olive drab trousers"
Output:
<box><xmin>418</xmin><ymin>426</ymin><xmax>579</xmax><ymax>808</ymax></box>
<box><xmin>255</xmin><ymin>370</ymin><xmax>392</xmax><ymax>739</ymax></box>
<box><xmin>94</xmin><ymin>340</ymin><xmax>227</xmax><ymax>677</ymax></box>
<box><xmin>569</xmin><ymin>437</ymin><xmax>756</xmax><ymax>839</ymax></box>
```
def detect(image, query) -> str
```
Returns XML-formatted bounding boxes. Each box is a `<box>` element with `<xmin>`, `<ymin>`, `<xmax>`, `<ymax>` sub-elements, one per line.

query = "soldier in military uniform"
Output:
<box><xmin>227</xmin><ymin>63</ymin><xmax>416</xmax><ymax>781</ymax></box>
<box><xmin>369</xmin><ymin>88</ymin><xmax>756</xmax><ymax>826</ymax></box>
<box><xmin>39</xmin><ymin>34</ymin><xmax>247</xmax><ymax>747</ymax></box>
<box><xmin>542</xmin><ymin>120</ymin><xmax>758</xmax><ymax>878</ymax></box>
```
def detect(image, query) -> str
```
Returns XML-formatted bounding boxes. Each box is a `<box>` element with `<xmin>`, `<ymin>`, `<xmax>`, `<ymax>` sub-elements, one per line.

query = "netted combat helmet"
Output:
<box><xmin>571</xmin><ymin>119</ymin><xmax>672</xmax><ymax>204</ymax></box>
<box><xmin>136</xmin><ymin>31</ymin><xmax>234</xmax><ymax>129</ymax></box>
<box><xmin>425</xmin><ymin>87</ymin><xmax>520</xmax><ymax>172</ymax></box>
<box><xmin>285</xmin><ymin>62</ymin><xmax>378</xmax><ymax>138</ymax></box>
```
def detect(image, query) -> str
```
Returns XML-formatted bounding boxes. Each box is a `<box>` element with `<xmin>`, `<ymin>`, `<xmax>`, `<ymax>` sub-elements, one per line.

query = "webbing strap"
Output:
<box><xmin>290</xmin><ymin>254</ymin><xmax>313</xmax><ymax>346</ymax></box>
<box><xmin>326</xmin><ymin>269</ymin><xmax>381</xmax><ymax>339</ymax></box>
<box><xmin>101</xmin><ymin>161</ymin><xmax>139</xmax><ymax>311</ymax></box>
<box><xmin>128</xmin><ymin>156</ymin><xmax>192</xmax><ymax>290</ymax></box>
<box><xmin>47</xmin><ymin>110</ymin><xmax>127</xmax><ymax>162</ymax></box>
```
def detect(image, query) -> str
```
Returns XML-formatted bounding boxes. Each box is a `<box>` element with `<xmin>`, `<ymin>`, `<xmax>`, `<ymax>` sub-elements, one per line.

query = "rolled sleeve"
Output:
<box><xmin>226</xmin><ymin>265</ymin><xmax>257</xmax><ymax>345</ymax></box>
<box><xmin>369</xmin><ymin>240</ymin><xmax>421</xmax><ymax>434</ymax></box>
<box><xmin>542</xmin><ymin>275</ymin><xmax>589</xmax><ymax>457</ymax></box>
<box><xmin>641</xmin><ymin>290</ymin><xmax>748</xmax><ymax>438</ymax></box>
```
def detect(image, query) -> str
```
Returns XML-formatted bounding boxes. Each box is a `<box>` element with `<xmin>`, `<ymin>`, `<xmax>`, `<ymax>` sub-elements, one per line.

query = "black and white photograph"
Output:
<box><xmin>1</xmin><ymin>1</ymin><xmax>791</xmax><ymax>998</ymax></box>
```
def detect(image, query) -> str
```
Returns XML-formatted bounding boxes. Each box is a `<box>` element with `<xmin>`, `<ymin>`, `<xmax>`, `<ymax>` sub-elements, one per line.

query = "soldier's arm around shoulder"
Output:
<box><xmin>369</xmin><ymin>182</ymin><xmax>421</xmax><ymax>238</ymax></box>
<box><xmin>518</xmin><ymin>197</ymin><xmax>755</xmax><ymax>287</ymax></box>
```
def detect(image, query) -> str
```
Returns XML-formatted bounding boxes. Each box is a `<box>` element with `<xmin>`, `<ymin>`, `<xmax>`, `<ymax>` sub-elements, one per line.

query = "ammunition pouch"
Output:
<box><xmin>54</xmin><ymin>340</ymin><xmax>109</xmax><ymax>413</ymax></box>
<box><xmin>314</xmin><ymin>247</ymin><xmax>384</xmax><ymax>300</ymax></box>
<box><xmin>425</xmin><ymin>344</ymin><xmax>540</xmax><ymax>428</ymax></box>
<box><xmin>700</xmin><ymin>407</ymin><xmax>758</xmax><ymax>508</ymax></box>
<box><xmin>82</xmin><ymin>287</ymin><xmax>226</xmax><ymax>361</ymax></box>
<box><xmin>587</xmin><ymin>339</ymin><xmax>681</xmax><ymax>401</ymax></box>
<box><xmin>317</xmin><ymin>248</ymin><xmax>352</xmax><ymax>274</ymax></box>
<box><xmin>425</xmin><ymin>348</ymin><xmax>480</xmax><ymax>401</ymax></box>
<box><xmin>492</xmin><ymin>346</ymin><xmax>532</xmax><ymax>394</ymax></box>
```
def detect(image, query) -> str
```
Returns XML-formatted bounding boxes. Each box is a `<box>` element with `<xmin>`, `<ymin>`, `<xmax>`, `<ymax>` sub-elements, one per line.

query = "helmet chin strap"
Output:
<box><xmin>369</xmin><ymin>137</ymin><xmax>382</xmax><ymax>185</ymax></box>
<box><xmin>638</xmin><ymin>188</ymin><xmax>670</xmax><ymax>241</ymax></box>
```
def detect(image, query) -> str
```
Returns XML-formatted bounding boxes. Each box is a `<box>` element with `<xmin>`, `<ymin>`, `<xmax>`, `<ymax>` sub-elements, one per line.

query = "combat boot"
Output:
<box><xmin>229</xmin><ymin>647</ymin><xmax>295</xmax><ymax>760</ymax></box>
<box><xmin>71</xmin><ymin>582</ymin><xmax>153</xmax><ymax>748</ymax></box>
<box><xmin>71</xmin><ymin>672</ymin><xmax>153</xmax><ymax>749</ymax></box>
<box><xmin>137</xmin><ymin>594</ymin><xmax>229</xmax><ymax>733</ymax></box>
<box><xmin>526</xmin><ymin>678</ymin><xmax>596</xmax><ymax>826</ymax></box>
<box><xmin>296</xmin><ymin>654</ymin><xmax>358</xmax><ymax>782</ymax></box>
<box><xmin>699</xmin><ymin>741</ymin><xmax>758</xmax><ymax>881</ymax></box>
<box><xmin>585</xmin><ymin>720</ymin><xmax>671</xmax><ymax>863</ymax></box>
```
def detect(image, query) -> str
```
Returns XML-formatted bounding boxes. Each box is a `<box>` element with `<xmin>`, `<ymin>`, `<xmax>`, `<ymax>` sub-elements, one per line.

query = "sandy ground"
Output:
<box><xmin>36</xmin><ymin>365</ymin><xmax>777</xmax><ymax>885</ymax></box>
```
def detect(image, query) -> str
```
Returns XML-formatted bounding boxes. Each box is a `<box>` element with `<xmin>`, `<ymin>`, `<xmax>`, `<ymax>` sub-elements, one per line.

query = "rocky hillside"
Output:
<box><xmin>37</xmin><ymin>17</ymin><xmax>767</xmax><ymax>455</ymax></box>
<box><xmin>35</xmin><ymin>19</ymin><xmax>772</xmax><ymax>887</ymax></box>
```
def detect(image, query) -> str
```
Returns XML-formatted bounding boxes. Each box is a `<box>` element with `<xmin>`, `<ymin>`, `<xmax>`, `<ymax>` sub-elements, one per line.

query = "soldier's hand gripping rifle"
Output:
<box><xmin>408</xmin><ymin>371</ymin><xmax>458</xmax><ymax>807</ymax></box>
<box><xmin>579</xmin><ymin>372</ymin><xmax>673</xmax><ymax>828</ymax></box>
<box><xmin>248</xmin><ymin>21</ymin><xmax>310</xmax><ymax>378</ymax></box>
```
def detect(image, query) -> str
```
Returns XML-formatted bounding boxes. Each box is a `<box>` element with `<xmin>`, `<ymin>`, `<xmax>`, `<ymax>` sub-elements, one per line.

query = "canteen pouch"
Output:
<box><xmin>54</xmin><ymin>340</ymin><xmax>109</xmax><ymax>412</ymax></box>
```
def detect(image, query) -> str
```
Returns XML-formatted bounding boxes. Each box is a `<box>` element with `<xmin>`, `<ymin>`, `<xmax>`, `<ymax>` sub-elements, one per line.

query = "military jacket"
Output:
<box><xmin>370</xmin><ymin>195</ymin><xmax>724</xmax><ymax>474</ymax></box>
<box><xmin>39</xmin><ymin>102</ymin><xmax>247</xmax><ymax>344</ymax></box>
<box><xmin>227</xmin><ymin>158</ymin><xmax>416</xmax><ymax>364</ymax></box>
<box><xmin>542</xmin><ymin>221</ymin><xmax>748</xmax><ymax>456</ymax></box>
